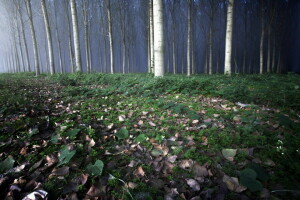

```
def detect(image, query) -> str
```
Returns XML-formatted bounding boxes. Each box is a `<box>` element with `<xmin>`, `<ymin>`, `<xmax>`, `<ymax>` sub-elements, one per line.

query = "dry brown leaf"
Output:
<box><xmin>179</xmin><ymin>159</ymin><xmax>194</xmax><ymax>170</ymax></box>
<box><xmin>148</xmin><ymin>121</ymin><xmax>156</xmax><ymax>127</ymax></box>
<box><xmin>133</xmin><ymin>166</ymin><xmax>145</xmax><ymax>177</ymax></box>
<box><xmin>186</xmin><ymin>179</ymin><xmax>201</xmax><ymax>191</ymax></box>
<box><xmin>50</xmin><ymin>166</ymin><xmax>69</xmax><ymax>177</ymax></box>
<box><xmin>192</xmin><ymin>163</ymin><xmax>208</xmax><ymax>177</ymax></box>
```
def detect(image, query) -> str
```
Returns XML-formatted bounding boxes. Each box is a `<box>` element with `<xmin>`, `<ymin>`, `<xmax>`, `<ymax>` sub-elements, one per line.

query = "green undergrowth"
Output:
<box><xmin>49</xmin><ymin>72</ymin><xmax>300</xmax><ymax>111</ymax></box>
<box><xmin>0</xmin><ymin>72</ymin><xmax>299</xmax><ymax>199</ymax></box>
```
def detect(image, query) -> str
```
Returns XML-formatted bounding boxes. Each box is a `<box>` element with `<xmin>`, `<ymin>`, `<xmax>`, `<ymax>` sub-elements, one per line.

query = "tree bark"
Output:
<box><xmin>224</xmin><ymin>0</ymin><xmax>234</xmax><ymax>75</ymax></box>
<box><xmin>25</xmin><ymin>0</ymin><xmax>40</xmax><ymax>76</ymax></box>
<box><xmin>153</xmin><ymin>0</ymin><xmax>164</xmax><ymax>77</ymax></box>
<box><xmin>260</xmin><ymin>0</ymin><xmax>265</xmax><ymax>74</ymax></box>
<box><xmin>187</xmin><ymin>0</ymin><xmax>191</xmax><ymax>76</ymax></box>
<box><xmin>107</xmin><ymin>0</ymin><xmax>114</xmax><ymax>74</ymax></box>
<box><xmin>41</xmin><ymin>0</ymin><xmax>55</xmax><ymax>74</ymax></box>
<box><xmin>70</xmin><ymin>0</ymin><xmax>82</xmax><ymax>72</ymax></box>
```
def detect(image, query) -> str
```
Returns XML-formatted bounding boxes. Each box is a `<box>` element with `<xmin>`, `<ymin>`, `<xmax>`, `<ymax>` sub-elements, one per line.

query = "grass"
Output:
<box><xmin>0</xmin><ymin>72</ymin><xmax>299</xmax><ymax>199</ymax></box>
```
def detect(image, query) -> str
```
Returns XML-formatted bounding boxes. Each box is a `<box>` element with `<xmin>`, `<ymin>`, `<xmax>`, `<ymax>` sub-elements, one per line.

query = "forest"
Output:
<box><xmin>0</xmin><ymin>0</ymin><xmax>300</xmax><ymax>199</ymax></box>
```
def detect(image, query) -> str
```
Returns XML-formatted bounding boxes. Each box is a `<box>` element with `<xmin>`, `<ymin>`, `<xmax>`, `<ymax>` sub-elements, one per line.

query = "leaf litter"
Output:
<box><xmin>0</xmin><ymin>76</ymin><xmax>299</xmax><ymax>199</ymax></box>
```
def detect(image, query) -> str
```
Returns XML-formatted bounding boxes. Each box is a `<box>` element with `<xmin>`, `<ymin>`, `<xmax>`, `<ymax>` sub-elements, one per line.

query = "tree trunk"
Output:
<box><xmin>224</xmin><ymin>0</ymin><xmax>234</xmax><ymax>75</ymax></box>
<box><xmin>148</xmin><ymin>0</ymin><xmax>154</xmax><ymax>73</ymax></box>
<box><xmin>70</xmin><ymin>0</ymin><xmax>82</xmax><ymax>72</ymax></box>
<box><xmin>259</xmin><ymin>1</ymin><xmax>264</xmax><ymax>74</ymax></box>
<box><xmin>209</xmin><ymin>23</ymin><xmax>213</xmax><ymax>75</ymax></box>
<box><xmin>25</xmin><ymin>0</ymin><xmax>40</xmax><ymax>76</ymax></box>
<box><xmin>16</xmin><ymin>1</ymin><xmax>30</xmax><ymax>72</ymax></box>
<box><xmin>107</xmin><ymin>0</ymin><xmax>114</xmax><ymax>74</ymax></box>
<box><xmin>272</xmin><ymin>36</ymin><xmax>276</xmax><ymax>72</ymax></box>
<box><xmin>54</xmin><ymin>0</ymin><xmax>63</xmax><ymax>73</ymax></box>
<box><xmin>41</xmin><ymin>0</ymin><xmax>55</xmax><ymax>74</ymax></box>
<box><xmin>172</xmin><ymin>23</ymin><xmax>176</xmax><ymax>74</ymax></box>
<box><xmin>187</xmin><ymin>0</ymin><xmax>191</xmax><ymax>77</ymax></box>
<box><xmin>267</xmin><ymin>28</ymin><xmax>271</xmax><ymax>73</ymax></box>
<box><xmin>153</xmin><ymin>0</ymin><xmax>164</xmax><ymax>77</ymax></box>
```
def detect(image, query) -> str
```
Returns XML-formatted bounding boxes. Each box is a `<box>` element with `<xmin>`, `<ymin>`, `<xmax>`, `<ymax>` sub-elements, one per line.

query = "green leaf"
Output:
<box><xmin>0</xmin><ymin>156</ymin><xmax>15</xmax><ymax>173</ymax></box>
<box><xmin>86</xmin><ymin>160</ymin><xmax>104</xmax><ymax>177</ymax></box>
<box><xmin>115</xmin><ymin>128</ymin><xmax>129</xmax><ymax>140</ymax></box>
<box><xmin>222</xmin><ymin>149</ymin><xmax>237</xmax><ymax>161</ymax></box>
<box><xmin>246</xmin><ymin>163</ymin><xmax>269</xmax><ymax>182</ymax></box>
<box><xmin>135</xmin><ymin>134</ymin><xmax>147</xmax><ymax>143</ymax></box>
<box><xmin>28</xmin><ymin>128</ymin><xmax>39</xmax><ymax>138</ymax></box>
<box><xmin>65</xmin><ymin>129</ymin><xmax>80</xmax><ymax>137</ymax></box>
<box><xmin>58</xmin><ymin>147</ymin><xmax>76</xmax><ymax>166</ymax></box>
<box><xmin>50</xmin><ymin>135</ymin><xmax>59</xmax><ymax>144</ymax></box>
<box><xmin>240</xmin><ymin>168</ymin><xmax>263</xmax><ymax>192</ymax></box>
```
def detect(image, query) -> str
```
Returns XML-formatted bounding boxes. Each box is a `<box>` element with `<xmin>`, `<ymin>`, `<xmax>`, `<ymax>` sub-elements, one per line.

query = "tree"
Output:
<box><xmin>41</xmin><ymin>0</ymin><xmax>55</xmax><ymax>74</ymax></box>
<box><xmin>224</xmin><ymin>0</ymin><xmax>234</xmax><ymax>75</ymax></box>
<box><xmin>25</xmin><ymin>0</ymin><xmax>40</xmax><ymax>76</ymax></box>
<box><xmin>187</xmin><ymin>0</ymin><xmax>192</xmax><ymax>77</ymax></box>
<box><xmin>70</xmin><ymin>0</ymin><xmax>82</xmax><ymax>72</ymax></box>
<box><xmin>106</xmin><ymin>0</ymin><xmax>114</xmax><ymax>74</ymax></box>
<box><xmin>153</xmin><ymin>0</ymin><xmax>164</xmax><ymax>77</ymax></box>
<box><xmin>53</xmin><ymin>0</ymin><xmax>63</xmax><ymax>73</ymax></box>
<box><xmin>148</xmin><ymin>0</ymin><xmax>154</xmax><ymax>73</ymax></box>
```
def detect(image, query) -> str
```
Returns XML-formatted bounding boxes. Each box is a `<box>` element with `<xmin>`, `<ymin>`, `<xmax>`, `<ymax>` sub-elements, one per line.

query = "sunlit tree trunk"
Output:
<box><xmin>41</xmin><ymin>0</ymin><xmax>55</xmax><ymax>75</ymax></box>
<box><xmin>107</xmin><ymin>0</ymin><xmax>114</xmax><ymax>74</ymax></box>
<box><xmin>70</xmin><ymin>0</ymin><xmax>82</xmax><ymax>72</ymax></box>
<box><xmin>25</xmin><ymin>0</ymin><xmax>40</xmax><ymax>76</ymax></box>
<box><xmin>153</xmin><ymin>0</ymin><xmax>164</xmax><ymax>77</ymax></box>
<box><xmin>187</xmin><ymin>0</ymin><xmax>191</xmax><ymax>77</ymax></box>
<box><xmin>224</xmin><ymin>0</ymin><xmax>234</xmax><ymax>75</ymax></box>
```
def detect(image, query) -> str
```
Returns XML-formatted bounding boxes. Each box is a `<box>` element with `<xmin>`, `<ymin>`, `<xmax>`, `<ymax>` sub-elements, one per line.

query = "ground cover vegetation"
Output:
<box><xmin>0</xmin><ymin>73</ymin><xmax>299</xmax><ymax>199</ymax></box>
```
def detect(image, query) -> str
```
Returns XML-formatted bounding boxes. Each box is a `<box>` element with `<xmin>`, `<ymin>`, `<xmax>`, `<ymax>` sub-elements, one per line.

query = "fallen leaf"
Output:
<box><xmin>133</xmin><ymin>166</ymin><xmax>145</xmax><ymax>177</ymax></box>
<box><xmin>192</xmin><ymin>163</ymin><xmax>208</xmax><ymax>177</ymax></box>
<box><xmin>167</xmin><ymin>155</ymin><xmax>177</xmax><ymax>163</ymax></box>
<box><xmin>186</xmin><ymin>179</ymin><xmax>201</xmax><ymax>191</ymax></box>
<box><xmin>148</xmin><ymin>121</ymin><xmax>156</xmax><ymax>127</ymax></box>
<box><xmin>222</xmin><ymin>149</ymin><xmax>237</xmax><ymax>161</ymax></box>
<box><xmin>179</xmin><ymin>159</ymin><xmax>194</xmax><ymax>170</ymax></box>
<box><xmin>50</xmin><ymin>166</ymin><xmax>69</xmax><ymax>177</ymax></box>
<box><xmin>118</xmin><ymin>115</ymin><xmax>126</xmax><ymax>121</ymax></box>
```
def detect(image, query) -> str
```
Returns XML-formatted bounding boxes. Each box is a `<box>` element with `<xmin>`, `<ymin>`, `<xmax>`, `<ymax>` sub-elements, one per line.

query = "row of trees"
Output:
<box><xmin>0</xmin><ymin>0</ymin><xmax>295</xmax><ymax>76</ymax></box>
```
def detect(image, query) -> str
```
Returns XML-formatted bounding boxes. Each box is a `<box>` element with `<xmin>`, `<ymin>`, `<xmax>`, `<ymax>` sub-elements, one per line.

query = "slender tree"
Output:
<box><xmin>41</xmin><ymin>0</ymin><xmax>55</xmax><ymax>74</ymax></box>
<box><xmin>153</xmin><ymin>0</ymin><xmax>164</xmax><ymax>77</ymax></box>
<box><xmin>187</xmin><ymin>0</ymin><xmax>192</xmax><ymax>76</ymax></box>
<box><xmin>224</xmin><ymin>0</ymin><xmax>234</xmax><ymax>75</ymax></box>
<box><xmin>25</xmin><ymin>0</ymin><xmax>40</xmax><ymax>76</ymax></box>
<box><xmin>70</xmin><ymin>0</ymin><xmax>82</xmax><ymax>72</ymax></box>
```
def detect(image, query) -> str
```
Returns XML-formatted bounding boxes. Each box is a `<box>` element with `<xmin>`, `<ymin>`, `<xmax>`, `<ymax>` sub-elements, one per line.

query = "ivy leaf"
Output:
<box><xmin>246</xmin><ymin>163</ymin><xmax>269</xmax><ymax>182</ymax></box>
<box><xmin>58</xmin><ymin>147</ymin><xmax>76</xmax><ymax>166</ymax></box>
<box><xmin>134</xmin><ymin>134</ymin><xmax>147</xmax><ymax>143</ymax></box>
<box><xmin>65</xmin><ymin>129</ymin><xmax>80</xmax><ymax>138</ymax></box>
<box><xmin>240</xmin><ymin>168</ymin><xmax>263</xmax><ymax>192</ymax></box>
<box><xmin>28</xmin><ymin>128</ymin><xmax>39</xmax><ymax>138</ymax></box>
<box><xmin>115</xmin><ymin>128</ymin><xmax>129</xmax><ymax>140</ymax></box>
<box><xmin>86</xmin><ymin>160</ymin><xmax>104</xmax><ymax>177</ymax></box>
<box><xmin>0</xmin><ymin>156</ymin><xmax>15</xmax><ymax>173</ymax></box>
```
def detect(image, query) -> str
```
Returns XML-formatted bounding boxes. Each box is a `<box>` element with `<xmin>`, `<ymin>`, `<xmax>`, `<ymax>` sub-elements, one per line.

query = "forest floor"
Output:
<box><xmin>0</xmin><ymin>72</ymin><xmax>299</xmax><ymax>200</ymax></box>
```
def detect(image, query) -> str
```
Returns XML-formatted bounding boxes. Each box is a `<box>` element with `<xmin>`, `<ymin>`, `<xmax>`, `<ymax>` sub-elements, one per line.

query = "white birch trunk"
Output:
<box><xmin>41</xmin><ymin>0</ymin><xmax>55</xmax><ymax>74</ymax></box>
<box><xmin>153</xmin><ymin>0</ymin><xmax>164</xmax><ymax>77</ymax></box>
<box><xmin>187</xmin><ymin>0</ymin><xmax>191</xmax><ymax>77</ymax></box>
<box><xmin>224</xmin><ymin>0</ymin><xmax>234</xmax><ymax>75</ymax></box>
<box><xmin>25</xmin><ymin>0</ymin><xmax>40</xmax><ymax>76</ymax></box>
<box><xmin>70</xmin><ymin>0</ymin><xmax>82</xmax><ymax>72</ymax></box>
<box><xmin>107</xmin><ymin>0</ymin><xmax>114</xmax><ymax>74</ymax></box>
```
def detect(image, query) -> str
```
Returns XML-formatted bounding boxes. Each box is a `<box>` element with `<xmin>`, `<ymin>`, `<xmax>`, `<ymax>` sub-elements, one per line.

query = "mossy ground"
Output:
<box><xmin>0</xmin><ymin>72</ymin><xmax>299</xmax><ymax>199</ymax></box>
